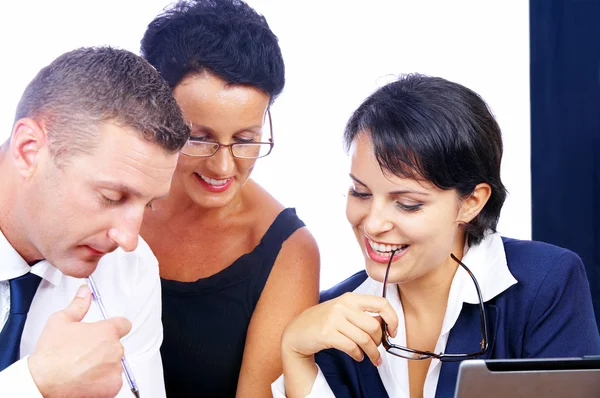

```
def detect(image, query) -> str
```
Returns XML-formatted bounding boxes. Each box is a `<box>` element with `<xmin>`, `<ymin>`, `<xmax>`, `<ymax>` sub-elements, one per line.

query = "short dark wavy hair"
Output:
<box><xmin>140</xmin><ymin>0</ymin><xmax>285</xmax><ymax>101</ymax></box>
<box><xmin>344</xmin><ymin>74</ymin><xmax>507</xmax><ymax>246</ymax></box>
<box><xmin>14</xmin><ymin>46</ymin><xmax>190</xmax><ymax>162</ymax></box>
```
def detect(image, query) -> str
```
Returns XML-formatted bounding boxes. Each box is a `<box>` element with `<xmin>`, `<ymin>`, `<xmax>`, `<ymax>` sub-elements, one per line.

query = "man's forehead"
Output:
<box><xmin>93</xmin><ymin>124</ymin><xmax>178</xmax><ymax>169</ymax></box>
<box><xmin>93</xmin><ymin>176</ymin><xmax>172</xmax><ymax>199</ymax></box>
<box><xmin>66</xmin><ymin>123</ymin><xmax>176</xmax><ymax>196</ymax></box>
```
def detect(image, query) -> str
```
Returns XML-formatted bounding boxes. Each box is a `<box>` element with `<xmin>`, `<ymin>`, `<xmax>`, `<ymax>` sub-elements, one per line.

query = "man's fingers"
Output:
<box><xmin>104</xmin><ymin>317</ymin><xmax>133</xmax><ymax>338</ymax></box>
<box><xmin>60</xmin><ymin>285</ymin><xmax>92</xmax><ymax>322</ymax></box>
<box><xmin>53</xmin><ymin>286</ymin><xmax>131</xmax><ymax>341</ymax></box>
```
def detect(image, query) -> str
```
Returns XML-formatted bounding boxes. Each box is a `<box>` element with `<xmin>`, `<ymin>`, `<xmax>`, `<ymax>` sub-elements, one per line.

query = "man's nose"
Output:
<box><xmin>108</xmin><ymin>207</ymin><xmax>144</xmax><ymax>252</ymax></box>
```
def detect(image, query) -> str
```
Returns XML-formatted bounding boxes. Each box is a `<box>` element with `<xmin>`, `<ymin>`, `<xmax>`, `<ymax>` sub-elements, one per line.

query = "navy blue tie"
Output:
<box><xmin>0</xmin><ymin>273</ymin><xmax>42</xmax><ymax>371</ymax></box>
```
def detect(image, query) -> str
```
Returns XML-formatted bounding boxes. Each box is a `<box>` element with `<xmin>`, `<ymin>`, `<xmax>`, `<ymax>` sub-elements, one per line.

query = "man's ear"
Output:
<box><xmin>9</xmin><ymin>118</ymin><xmax>48</xmax><ymax>179</ymax></box>
<box><xmin>458</xmin><ymin>183</ymin><xmax>492</xmax><ymax>224</ymax></box>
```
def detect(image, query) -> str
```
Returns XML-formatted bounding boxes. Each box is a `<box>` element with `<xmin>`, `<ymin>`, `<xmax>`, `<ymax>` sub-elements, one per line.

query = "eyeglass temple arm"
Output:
<box><xmin>450</xmin><ymin>253</ymin><xmax>489</xmax><ymax>352</ymax></box>
<box><xmin>381</xmin><ymin>248</ymin><xmax>398</xmax><ymax>298</ymax></box>
<box><xmin>267</xmin><ymin>109</ymin><xmax>274</xmax><ymax>143</ymax></box>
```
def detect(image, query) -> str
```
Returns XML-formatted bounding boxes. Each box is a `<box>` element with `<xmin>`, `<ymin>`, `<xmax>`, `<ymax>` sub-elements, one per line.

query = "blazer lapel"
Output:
<box><xmin>435</xmin><ymin>303</ymin><xmax>500</xmax><ymax>398</ymax></box>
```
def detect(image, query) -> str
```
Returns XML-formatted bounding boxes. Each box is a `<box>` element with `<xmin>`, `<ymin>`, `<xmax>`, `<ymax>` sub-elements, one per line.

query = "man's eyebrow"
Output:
<box><xmin>98</xmin><ymin>181</ymin><xmax>172</xmax><ymax>203</ymax></box>
<box><xmin>96</xmin><ymin>181</ymin><xmax>143</xmax><ymax>198</ymax></box>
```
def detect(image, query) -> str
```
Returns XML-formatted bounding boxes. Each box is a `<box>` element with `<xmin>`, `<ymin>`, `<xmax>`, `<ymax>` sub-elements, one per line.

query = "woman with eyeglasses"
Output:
<box><xmin>138</xmin><ymin>1</ymin><xmax>320</xmax><ymax>396</ymax></box>
<box><xmin>272</xmin><ymin>74</ymin><xmax>600</xmax><ymax>398</ymax></box>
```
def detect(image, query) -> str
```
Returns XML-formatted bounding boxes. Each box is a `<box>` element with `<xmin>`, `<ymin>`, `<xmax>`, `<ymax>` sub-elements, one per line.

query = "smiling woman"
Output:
<box><xmin>272</xmin><ymin>74</ymin><xmax>600</xmax><ymax>398</ymax></box>
<box><xmin>137</xmin><ymin>1</ymin><xmax>320</xmax><ymax>397</ymax></box>
<box><xmin>167</xmin><ymin>72</ymin><xmax>273</xmax><ymax>210</ymax></box>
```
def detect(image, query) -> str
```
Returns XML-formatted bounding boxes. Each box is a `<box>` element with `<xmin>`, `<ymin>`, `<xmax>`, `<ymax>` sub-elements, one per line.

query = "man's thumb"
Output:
<box><xmin>62</xmin><ymin>284</ymin><xmax>92</xmax><ymax>322</ymax></box>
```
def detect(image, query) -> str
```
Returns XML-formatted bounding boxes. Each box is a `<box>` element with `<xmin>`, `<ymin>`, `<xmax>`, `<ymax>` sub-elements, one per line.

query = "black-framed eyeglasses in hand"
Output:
<box><xmin>181</xmin><ymin>110</ymin><xmax>274</xmax><ymax>159</ymax></box>
<box><xmin>381</xmin><ymin>251</ymin><xmax>489</xmax><ymax>361</ymax></box>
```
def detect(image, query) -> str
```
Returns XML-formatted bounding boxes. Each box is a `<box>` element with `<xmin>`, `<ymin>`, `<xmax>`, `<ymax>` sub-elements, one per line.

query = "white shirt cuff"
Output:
<box><xmin>271</xmin><ymin>365</ymin><xmax>336</xmax><ymax>397</ymax></box>
<box><xmin>0</xmin><ymin>357</ymin><xmax>43</xmax><ymax>397</ymax></box>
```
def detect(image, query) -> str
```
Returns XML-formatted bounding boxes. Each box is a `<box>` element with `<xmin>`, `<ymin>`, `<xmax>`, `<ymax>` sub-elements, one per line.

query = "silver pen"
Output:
<box><xmin>86</xmin><ymin>275</ymin><xmax>140</xmax><ymax>398</ymax></box>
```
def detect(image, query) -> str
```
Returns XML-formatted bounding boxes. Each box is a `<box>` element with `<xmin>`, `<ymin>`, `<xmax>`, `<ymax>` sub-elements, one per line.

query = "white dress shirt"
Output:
<box><xmin>0</xmin><ymin>228</ymin><xmax>166</xmax><ymax>397</ymax></box>
<box><xmin>272</xmin><ymin>232</ymin><xmax>517</xmax><ymax>397</ymax></box>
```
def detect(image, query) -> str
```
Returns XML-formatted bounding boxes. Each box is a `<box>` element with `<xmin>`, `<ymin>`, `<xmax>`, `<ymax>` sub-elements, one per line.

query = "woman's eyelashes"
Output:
<box><xmin>348</xmin><ymin>188</ymin><xmax>371</xmax><ymax>199</ymax></box>
<box><xmin>395</xmin><ymin>202</ymin><xmax>423</xmax><ymax>212</ymax></box>
<box><xmin>348</xmin><ymin>188</ymin><xmax>423</xmax><ymax>212</ymax></box>
<box><xmin>188</xmin><ymin>134</ymin><xmax>258</xmax><ymax>143</ymax></box>
<box><xmin>189</xmin><ymin>134</ymin><xmax>209</xmax><ymax>142</ymax></box>
<box><xmin>234</xmin><ymin>136</ymin><xmax>257</xmax><ymax>144</ymax></box>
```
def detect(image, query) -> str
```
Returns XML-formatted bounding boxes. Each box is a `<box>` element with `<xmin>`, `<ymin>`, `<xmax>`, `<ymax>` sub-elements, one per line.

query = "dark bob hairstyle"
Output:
<box><xmin>344</xmin><ymin>74</ymin><xmax>507</xmax><ymax>246</ymax></box>
<box><xmin>140</xmin><ymin>0</ymin><xmax>285</xmax><ymax>101</ymax></box>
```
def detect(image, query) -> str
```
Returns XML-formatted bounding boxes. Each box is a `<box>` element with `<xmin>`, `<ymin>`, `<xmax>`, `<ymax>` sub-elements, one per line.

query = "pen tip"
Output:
<box><xmin>132</xmin><ymin>388</ymin><xmax>140</xmax><ymax>398</ymax></box>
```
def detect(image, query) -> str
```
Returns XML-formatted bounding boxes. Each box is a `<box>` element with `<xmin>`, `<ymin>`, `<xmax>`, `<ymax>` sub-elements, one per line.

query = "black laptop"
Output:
<box><xmin>454</xmin><ymin>357</ymin><xmax>600</xmax><ymax>397</ymax></box>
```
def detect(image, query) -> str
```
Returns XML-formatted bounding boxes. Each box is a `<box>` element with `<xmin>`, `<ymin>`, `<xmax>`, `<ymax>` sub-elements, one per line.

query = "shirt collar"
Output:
<box><xmin>458</xmin><ymin>231</ymin><xmax>517</xmax><ymax>304</ymax></box>
<box><xmin>355</xmin><ymin>231</ymin><xmax>517</xmax><ymax>325</ymax></box>
<box><xmin>0</xmin><ymin>227</ymin><xmax>64</xmax><ymax>285</ymax></box>
<box><xmin>438</xmin><ymin>231</ymin><xmax>517</xmax><ymax>336</ymax></box>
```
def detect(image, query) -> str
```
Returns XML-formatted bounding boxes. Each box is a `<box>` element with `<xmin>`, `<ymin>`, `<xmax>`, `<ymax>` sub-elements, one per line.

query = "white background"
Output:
<box><xmin>0</xmin><ymin>1</ymin><xmax>530</xmax><ymax>289</ymax></box>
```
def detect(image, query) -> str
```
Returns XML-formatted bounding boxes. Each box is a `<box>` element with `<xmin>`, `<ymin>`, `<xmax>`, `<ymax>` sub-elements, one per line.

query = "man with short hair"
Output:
<box><xmin>0</xmin><ymin>46</ymin><xmax>189</xmax><ymax>397</ymax></box>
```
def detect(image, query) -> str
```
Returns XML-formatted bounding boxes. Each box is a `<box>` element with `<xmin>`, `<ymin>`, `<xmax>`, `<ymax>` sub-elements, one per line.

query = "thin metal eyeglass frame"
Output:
<box><xmin>380</xmin><ymin>250</ymin><xmax>489</xmax><ymax>361</ymax></box>
<box><xmin>181</xmin><ymin>109</ymin><xmax>274</xmax><ymax>159</ymax></box>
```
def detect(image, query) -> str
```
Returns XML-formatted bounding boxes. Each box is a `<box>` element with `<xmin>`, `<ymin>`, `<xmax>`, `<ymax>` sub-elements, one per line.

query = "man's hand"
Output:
<box><xmin>28</xmin><ymin>285</ymin><xmax>132</xmax><ymax>398</ymax></box>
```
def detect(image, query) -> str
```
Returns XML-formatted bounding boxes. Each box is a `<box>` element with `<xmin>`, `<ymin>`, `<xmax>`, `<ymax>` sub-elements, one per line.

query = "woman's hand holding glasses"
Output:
<box><xmin>280</xmin><ymin>292</ymin><xmax>398</xmax><ymax>397</ymax></box>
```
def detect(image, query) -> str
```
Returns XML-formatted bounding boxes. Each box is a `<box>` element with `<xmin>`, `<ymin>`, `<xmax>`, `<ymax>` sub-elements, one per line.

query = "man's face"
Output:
<box><xmin>23</xmin><ymin>121</ymin><xmax>178</xmax><ymax>278</ymax></box>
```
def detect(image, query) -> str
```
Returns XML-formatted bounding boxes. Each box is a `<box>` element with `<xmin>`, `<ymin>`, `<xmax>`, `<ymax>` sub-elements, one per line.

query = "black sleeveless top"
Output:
<box><xmin>160</xmin><ymin>208</ymin><xmax>306</xmax><ymax>397</ymax></box>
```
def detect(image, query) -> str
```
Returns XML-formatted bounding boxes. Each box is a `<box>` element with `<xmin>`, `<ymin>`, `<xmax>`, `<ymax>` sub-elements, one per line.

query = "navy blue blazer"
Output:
<box><xmin>315</xmin><ymin>238</ymin><xmax>600</xmax><ymax>397</ymax></box>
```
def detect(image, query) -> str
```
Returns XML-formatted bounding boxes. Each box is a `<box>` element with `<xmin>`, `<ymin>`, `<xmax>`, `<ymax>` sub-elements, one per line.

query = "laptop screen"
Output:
<box><xmin>454</xmin><ymin>357</ymin><xmax>600</xmax><ymax>398</ymax></box>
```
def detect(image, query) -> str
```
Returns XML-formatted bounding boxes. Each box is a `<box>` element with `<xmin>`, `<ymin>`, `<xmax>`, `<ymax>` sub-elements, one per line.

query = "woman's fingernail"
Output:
<box><xmin>376</xmin><ymin>357</ymin><xmax>383</xmax><ymax>366</ymax></box>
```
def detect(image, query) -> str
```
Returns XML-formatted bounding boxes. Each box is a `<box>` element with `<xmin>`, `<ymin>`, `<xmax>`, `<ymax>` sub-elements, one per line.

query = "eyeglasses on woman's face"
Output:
<box><xmin>181</xmin><ymin>110</ymin><xmax>274</xmax><ymax>159</ymax></box>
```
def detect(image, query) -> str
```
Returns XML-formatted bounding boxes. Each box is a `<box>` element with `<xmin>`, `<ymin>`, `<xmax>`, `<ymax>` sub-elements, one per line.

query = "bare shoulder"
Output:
<box><xmin>245</xmin><ymin>179</ymin><xmax>320</xmax><ymax>272</ymax></box>
<box><xmin>243</xmin><ymin>179</ymin><xmax>284</xmax><ymax>240</ymax></box>
<box><xmin>244</xmin><ymin>179</ymin><xmax>284</xmax><ymax>213</ymax></box>
<box><xmin>262</xmin><ymin>219</ymin><xmax>321</xmax><ymax>309</ymax></box>
<box><xmin>277</xmin><ymin>226</ymin><xmax>320</xmax><ymax>275</ymax></box>
<box><xmin>235</xmin><ymin>181</ymin><xmax>320</xmax><ymax>395</ymax></box>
